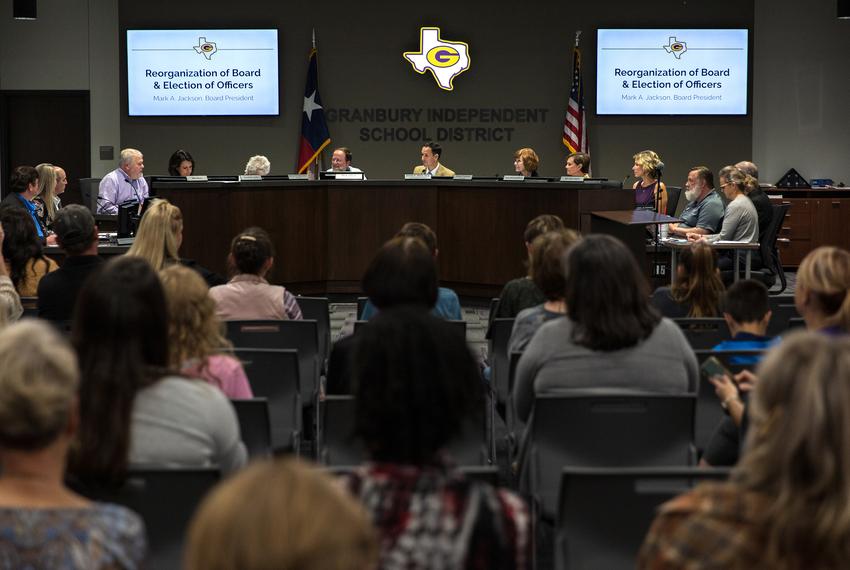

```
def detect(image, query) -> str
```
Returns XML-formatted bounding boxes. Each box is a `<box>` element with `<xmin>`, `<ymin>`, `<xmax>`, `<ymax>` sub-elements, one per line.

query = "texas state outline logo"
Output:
<box><xmin>403</xmin><ymin>27</ymin><xmax>471</xmax><ymax>91</ymax></box>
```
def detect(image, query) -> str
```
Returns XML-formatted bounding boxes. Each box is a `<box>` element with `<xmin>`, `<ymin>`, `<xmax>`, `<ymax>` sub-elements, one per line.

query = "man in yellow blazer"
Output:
<box><xmin>413</xmin><ymin>142</ymin><xmax>455</xmax><ymax>177</ymax></box>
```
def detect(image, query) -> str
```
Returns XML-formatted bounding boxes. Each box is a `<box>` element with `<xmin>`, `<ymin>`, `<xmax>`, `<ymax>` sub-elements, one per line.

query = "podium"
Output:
<box><xmin>590</xmin><ymin>210</ymin><xmax>681</xmax><ymax>281</ymax></box>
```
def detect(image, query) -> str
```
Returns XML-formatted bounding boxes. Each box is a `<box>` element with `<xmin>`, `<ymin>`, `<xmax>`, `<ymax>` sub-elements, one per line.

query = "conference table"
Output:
<box><xmin>151</xmin><ymin>178</ymin><xmax>633</xmax><ymax>297</ymax></box>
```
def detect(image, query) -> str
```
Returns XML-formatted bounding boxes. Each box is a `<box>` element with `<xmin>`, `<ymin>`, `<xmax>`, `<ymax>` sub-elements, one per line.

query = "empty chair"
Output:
<box><xmin>665</xmin><ymin>185</ymin><xmax>682</xmax><ymax>216</ymax></box>
<box><xmin>296</xmin><ymin>296</ymin><xmax>331</xmax><ymax>372</ymax></box>
<box><xmin>489</xmin><ymin>318</ymin><xmax>516</xmax><ymax>404</ymax></box>
<box><xmin>226</xmin><ymin>320</ymin><xmax>319</xmax><ymax>402</ymax></box>
<box><xmin>519</xmin><ymin>393</ymin><xmax>696</xmax><ymax>519</ymax></box>
<box><xmin>233</xmin><ymin>348</ymin><xmax>301</xmax><ymax>453</ymax></box>
<box><xmin>81</xmin><ymin>467</ymin><xmax>220</xmax><ymax>570</ymax></box>
<box><xmin>673</xmin><ymin>317</ymin><xmax>732</xmax><ymax>348</ymax></box>
<box><xmin>231</xmin><ymin>398</ymin><xmax>272</xmax><ymax>459</ymax></box>
<box><xmin>556</xmin><ymin>467</ymin><xmax>730</xmax><ymax>570</ymax></box>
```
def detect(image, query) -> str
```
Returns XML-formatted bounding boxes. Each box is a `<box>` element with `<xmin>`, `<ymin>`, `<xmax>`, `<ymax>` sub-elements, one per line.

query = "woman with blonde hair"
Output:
<box><xmin>640</xmin><ymin>332</ymin><xmax>850</xmax><ymax>569</ymax></box>
<box><xmin>34</xmin><ymin>162</ymin><xmax>61</xmax><ymax>231</ymax></box>
<box><xmin>632</xmin><ymin>149</ymin><xmax>667</xmax><ymax>213</ymax></box>
<box><xmin>0</xmin><ymin>319</ymin><xmax>146</xmax><ymax>567</ymax></box>
<box><xmin>160</xmin><ymin>264</ymin><xmax>253</xmax><ymax>399</ymax></box>
<box><xmin>651</xmin><ymin>242</ymin><xmax>725</xmax><ymax>318</ymax></box>
<box><xmin>795</xmin><ymin>245</ymin><xmax>850</xmax><ymax>334</ymax></box>
<box><xmin>513</xmin><ymin>147</ymin><xmax>539</xmax><ymax>177</ymax></box>
<box><xmin>185</xmin><ymin>458</ymin><xmax>377</xmax><ymax>570</ymax></box>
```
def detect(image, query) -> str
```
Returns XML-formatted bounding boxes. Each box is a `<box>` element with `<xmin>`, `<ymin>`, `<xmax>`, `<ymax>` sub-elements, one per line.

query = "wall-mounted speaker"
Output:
<box><xmin>840</xmin><ymin>0</ymin><xmax>850</xmax><ymax>19</ymax></box>
<box><xmin>13</xmin><ymin>0</ymin><xmax>37</xmax><ymax>20</ymax></box>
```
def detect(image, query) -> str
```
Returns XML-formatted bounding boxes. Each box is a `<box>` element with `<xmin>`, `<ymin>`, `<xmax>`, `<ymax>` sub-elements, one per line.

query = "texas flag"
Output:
<box><xmin>297</xmin><ymin>48</ymin><xmax>331</xmax><ymax>174</ymax></box>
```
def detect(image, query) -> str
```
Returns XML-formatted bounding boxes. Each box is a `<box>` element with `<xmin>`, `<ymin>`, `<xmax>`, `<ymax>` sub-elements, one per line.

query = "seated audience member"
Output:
<box><xmin>97</xmin><ymin>148</ymin><xmax>147</xmax><ymax>215</ymax></box>
<box><xmin>494</xmin><ymin>214</ymin><xmax>565</xmax><ymax>319</ymax></box>
<box><xmin>651</xmin><ymin>242</ymin><xmax>724</xmax><ymax>318</ymax></box>
<box><xmin>360</xmin><ymin>222</ymin><xmax>461</xmax><ymax>320</ymax></box>
<box><xmin>735</xmin><ymin>160</ymin><xmax>773</xmax><ymax>240</ymax></box>
<box><xmin>668</xmin><ymin>166</ymin><xmax>724</xmax><ymax>237</ymax></box>
<box><xmin>794</xmin><ymin>245</ymin><xmax>850</xmax><ymax>335</ymax></box>
<box><xmin>186</xmin><ymin>458</ymin><xmax>377</xmax><ymax>570</ymax></box>
<box><xmin>0</xmin><ymin>320</ymin><xmax>146</xmax><ymax>568</ymax></box>
<box><xmin>513</xmin><ymin>147</ymin><xmax>539</xmax><ymax>177</ymax></box>
<box><xmin>565</xmin><ymin>152</ymin><xmax>590</xmax><ymax>177</ymax></box>
<box><xmin>34</xmin><ymin>162</ymin><xmax>63</xmax><ymax>233</ymax></box>
<box><xmin>632</xmin><ymin>150</ymin><xmax>667</xmax><ymax>213</ymax></box>
<box><xmin>507</xmin><ymin>229</ymin><xmax>580</xmax><ymax>353</ymax></box>
<box><xmin>687</xmin><ymin>166</ymin><xmax>759</xmax><ymax>271</ymax></box>
<box><xmin>126</xmin><ymin>198</ymin><xmax>224</xmax><ymax>286</ymax></box>
<box><xmin>1</xmin><ymin>166</ymin><xmax>47</xmax><ymax>240</ymax></box>
<box><xmin>37</xmin><ymin>205</ymin><xmax>104</xmax><ymax>322</ymax></box>
<box><xmin>0</xmin><ymin>224</ymin><xmax>23</xmax><ymax>328</ymax></box>
<box><xmin>413</xmin><ymin>141</ymin><xmax>455</xmax><ymax>177</ymax></box>
<box><xmin>514</xmin><ymin>234</ymin><xmax>697</xmax><ymax>422</ymax></box>
<box><xmin>159</xmin><ymin>264</ymin><xmax>253</xmax><ymax>399</ymax></box>
<box><xmin>0</xmin><ymin>204</ymin><xmax>57</xmax><ymax>296</ymax></box>
<box><xmin>168</xmin><ymin>149</ymin><xmax>195</xmax><ymax>176</ymax></box>
<box><xmin>327</xmin><ymin>147</ymin><xmax>364</xmax><ymax>175</ymax></box>
<box><xmin>209</xmin><ymin>227</ymin><xmax>302</xmax><ymax>321</ymax></box>
<box><xmin>344</xmin><ymin>307</ymin><xmax>530</xmax><ymax>568</ymax></box>
<box><xmin>640</xmin><ymin>332</ymin><xmax>850</xmax><ymax>569</ymax></box>
<box><xmin>327</xmin><ymin>235</ymin><xmax>439</xmax><ymax>394</ymax></box>
<box><xmin>69</xmin><ymin>256</ymin><xmax>246</xmax><ymax>485</ymax></box>
<box><xmin>244</xmin><ymin>155</ymin><xmax>270</xmax><ymax>176</ymax></box>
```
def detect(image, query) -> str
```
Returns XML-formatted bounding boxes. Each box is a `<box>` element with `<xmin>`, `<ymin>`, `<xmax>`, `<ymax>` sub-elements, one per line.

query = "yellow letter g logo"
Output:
<box><xmin>426</xmin><ymin>46</ymin><xmax>460</xmax><ymax>68</ymax></box>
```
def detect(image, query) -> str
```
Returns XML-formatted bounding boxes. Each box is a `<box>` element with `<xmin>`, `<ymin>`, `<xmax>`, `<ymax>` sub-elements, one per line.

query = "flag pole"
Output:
<box><xmin>312</xmin><ymin>28</ymin><xmax>320</xmax><ymax>176</ymax></box>
<box><xmin>575</xmin><ymin>30</ymin><xmax>581</xmax><ymax>48</ymax></box>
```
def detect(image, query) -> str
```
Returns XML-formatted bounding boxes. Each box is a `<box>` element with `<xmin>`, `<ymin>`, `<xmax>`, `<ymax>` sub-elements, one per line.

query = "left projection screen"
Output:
<box><xmin>127</xmin><ymin>29</ymin><xmax>279</xmax><ymax>116</ymax></box>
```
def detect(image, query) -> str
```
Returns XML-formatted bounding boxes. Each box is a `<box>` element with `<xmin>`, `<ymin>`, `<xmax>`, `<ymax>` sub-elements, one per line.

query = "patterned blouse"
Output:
<box><xmin>0</xmin><ymin>503</ymin><xmax>146</xmax><ymax>569</ymax></box>
<box><xmin>344</xmin><ymin>462</ymin><xmax>530</xmax><ymax>569</ymax></box>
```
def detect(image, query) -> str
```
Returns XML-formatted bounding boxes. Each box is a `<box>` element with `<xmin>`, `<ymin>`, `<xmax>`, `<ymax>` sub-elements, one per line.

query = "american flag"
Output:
<box><xmin>563</xmin><ymin>47</ymin><xmax>587</xmax><ymax>154</ymax></box>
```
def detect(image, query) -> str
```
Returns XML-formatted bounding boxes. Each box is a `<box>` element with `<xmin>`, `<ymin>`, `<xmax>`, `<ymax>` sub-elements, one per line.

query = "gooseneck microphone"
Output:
<box><xmin>656</xmin><ymin>161</ymin><xmax>666</xmax><ymax>175</ymax></box>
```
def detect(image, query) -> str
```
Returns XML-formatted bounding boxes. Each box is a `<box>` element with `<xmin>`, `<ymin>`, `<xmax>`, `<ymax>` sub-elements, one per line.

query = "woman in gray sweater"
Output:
<box><xmin>514</xmin><ymin>234</ymin><xmax>698</xmax><ymax>422</ymax></box>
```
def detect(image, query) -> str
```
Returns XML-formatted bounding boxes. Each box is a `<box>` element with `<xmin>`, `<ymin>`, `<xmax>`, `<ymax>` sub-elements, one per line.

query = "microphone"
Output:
<box><xmin>656</xmin><ymin>161</ymin><xmax>665</xmax><ymax>175</ymax></box>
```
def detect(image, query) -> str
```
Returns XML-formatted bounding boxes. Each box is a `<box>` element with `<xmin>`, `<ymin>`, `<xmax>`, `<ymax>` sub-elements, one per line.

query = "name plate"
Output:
<box><xmin>453</xmin><ymin>174</ymin><xmax>473</xmax><ymax>180</ymax></box>
<box><xmin>405</xmin><ymin>173</ymin><xmax>431</xmax><ymax>180</ymax></box>
<box><xmin>186</xmin><ymin>175</ymin><xmax>209</xmax><ymax>182</ymax></box>
<box><xmin>287</xmin><ymin>174</ymin><xmax>309</xmax><ymax>180</ymax></box>
<box><xmin>239</xmin><ymin>175</ymin><xmax>263</xmax><ymax>181</ymax></box>
<box><xmin>335</xmin><ymin>172</ymin><xmax>364</xmax><ymax>180</ymax></box>
<box><xmin>502</xmin><ymin>175</ymin><xmax>525</xmax><ymax>181</ymax></box>
<box><xmin>560</xmin><ymin>176</ymin><xmax>585</xmax><ymax>182</ymax></box>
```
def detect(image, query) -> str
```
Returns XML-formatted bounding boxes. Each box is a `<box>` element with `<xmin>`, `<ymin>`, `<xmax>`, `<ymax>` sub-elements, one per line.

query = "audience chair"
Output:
<box><xmin>506</xmin><ymin>350</ymin><xmax>524</xmax><ymax>452</ymax></box>
<box><xmin>458</xmin><ymin>465</ymin><xmax>501</xmax><ymax>485</ymax></box>
<box><xmin>318</xmin><ymin>395</ymin><xmax>364</xmax><ymax>466</ymax></box>
<box><xmin>445</xmin><ymin>393</ymin><xmax>494</xmax><ymax>466</ymax></box>
<box><xmin>355</xmin><ymin>318</ymin><xmax>467</xmax><ymax>339</ymax></box>
<box><xmin>225</xmin><ymin>320</ymin><xmax>319</xmax><ymax>402</ymax></box>
<box><xmin>766</xmin><ymin>303</ymin><xmax>800</xmax><ymax>337</ymax></box>
<box><xmin>356</xmin><ymin>296</ymin><xmax>368</xmax><ymax>320</ymax></box>
<box><xmin>232</xmin><ymin>348</ymin><xmax>301</xmax><ymax>453</ymax></box>
<box><xmin>231</xmin><ymin>398</ymin><xmax>272</xmax><ymax>459</ymax></box>
<box><xmin>519</xmin><ymin>393</ymin><xmax>696</xmax><ymax>520</ymax></box>
<box><xmin>556</xmin><ymin>467</ymin><xmax>731</xmax><ymax>570</ymax></box>
<box><xmin>489</xmin><ymin>318</ymin><xmax>516</xmax><ymax>405</ymax></box>
<box><xmin>295</xmin><ymin>296</ymin><xmax>331</xmax><ymax>372</ymax></box>
<box><xmin>79</xmin><ymin>467</ymin><xmax>220</xmax><ymax>570</ymax></box>
<box><xmin>20</xmin><ymin>296</ymin><xmax>37</xmax><ymax>318</ymax></box>
<box><xmin>484</xmin><ymin>297</ymin><xmax>500</xmax><ymax>339</ymax></box>
<box><xmin>787</xmin><ymin>317</ymin><xmax>806</xmax><ymax>330</ymax></box>
<box><xmin>665</xmin><ymin>186</ymin><xmax>682</xmax><ymax>216</ymax></box>
<box><xmin>673</xmin><ymin>317</ymin><xmax>732</xmax><ymax>349</ymax></box>
<box><xmin>693</xmin><ymin>349</ymin><xmax>765</xmax><ymax>453</ymax></box>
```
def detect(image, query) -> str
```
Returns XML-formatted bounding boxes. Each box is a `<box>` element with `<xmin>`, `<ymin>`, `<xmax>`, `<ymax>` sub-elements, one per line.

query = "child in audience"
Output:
<box><xmin>160</xmin><ymin>264</ymin><xmax>253</xmax><ymax>399</ymax></box>
<box><xmin>507</xmin><ymin>228</ymin><xmax>580</xmax><ymax>354</ymax></box>
<box><xmin>209</xmin><ymin>227</ymin><xmax>302</xmax><ymax>321</ymax></box>
<box><xmin>360</xmin><ymin>222</ymin><xmax>461</xmax><ymax>320</ymax></box>
<box><xmin>344</xmin><ymin>307</ymin><xmax>530</xmax><ymax>569</ymax></box>
<box><xmin>185</xmin><ymin>458</ymin><xmax>377</xmax><ymax>570</ymax></box>
<box><xmin>69</xmin><ymin>256</ymin><xmax>246</xmax><ymax>485</ymax></box>
<box><xmin>640</xmin><ymin>332</ymin><xmax>850</xmax><ymax>569</ymax></box>
<box><xmin>0</xmin><ymin>320</ymin><xmax>146</xmax><ymax>568</ymax></box>
<box><xmin>651</xmin><ymin>242</ymin><xmax>725</xmax><ymax>318</ymax></box>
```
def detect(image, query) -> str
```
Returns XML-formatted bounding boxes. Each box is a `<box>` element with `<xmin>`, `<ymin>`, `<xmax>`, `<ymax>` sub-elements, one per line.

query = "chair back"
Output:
<box><xmin>225</xmin><ymin>320</ymin><xmax>319</xmax><ymax>401</ymax></box>
<box><xmin>79</xmin><ymin>177</ymin><xmax>101</xmax><ymax>213</ymax></box>
<box><xmin>80</xmin><ymin>467</ymin><xmax>220</xmax><ymax>570</ymax></box>
<box><xmin>296</xmin><ymin>296</ymin><xmax>331</xmax><ymax>371</ymax></box>
<box><xmin>767</xmin><ymin>303</ymin><xmax>800</xmax><ymax>337</ymax></box>
<box><xmin>232</xmin><ymin>348</ymin><xmax>301</xmax><ymax>452</ymax></box>
<box><xmin>445</xmin><ymin>395</ymin><xmax>494</xmax><ymax>466</ymax></box>
<box><xmin>673</xmin><ymin>317</ymin><xmax>732</xmax><ymax>348</ymax></box>
<box><xmin>319</xmin><ymin>395</ymin><xmax>365</xmax><ymax>466</ymax></box>
<box><xmin>485</xmin><ymin>296</ymin><xmax>500</xmax><ymax>339</ymax></box>
<box><xmin>20</xmin><ymin>296</ymin><xmax>38</xmax><ymax>318</ymax></box>
<box><xmin>489</xmin><ymin>318</ymin><xmax>515</xmax><ymax>403</ymax></box>
<box><xmin>665</xmin><ymin>185</ymin><xmax>682</xmax><ymax>216</ymax></box>
<box><xmin>355</xmin><ymin>318</ymin><xmax>467</xmax><ymax>339</ymax></box>
<box><xmin>520</xmin><ymin>393</ymin><xmax>696</xmax><ymax>519</ymax></box>
<box><xmin>761</xmin><ymin>203</ymin><xmax>791</xmax><ymax>293</ymax></box>
<box><xmin>693</xmin><ymin>349</ymin><xmax>765</xmax><ymax>452</ymax></box>
<box><xmin>356</xmin><ymin>296</ymin><xmax>368</xmax><ymax>320</ymax></box>
<box><xmin>231</xmin><ymin>398</ymin><xmax>272</xmax><ymax>458</ymax></box>
<box><xmin>556</xmin><ymin>467</ymin><xmax>730</xmax><ymax>570</ymax></box>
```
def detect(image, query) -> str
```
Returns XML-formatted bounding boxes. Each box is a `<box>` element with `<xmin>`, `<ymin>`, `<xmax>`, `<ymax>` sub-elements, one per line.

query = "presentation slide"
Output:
<box><xmin>597</xmin><ymin>29</ymin><xmax>748</xmax><ymax>115</ymax></box>
<box><xmin>127</xmin><ymin>29</ymin><xmax>279</xmax><ymax>116</ymax></box>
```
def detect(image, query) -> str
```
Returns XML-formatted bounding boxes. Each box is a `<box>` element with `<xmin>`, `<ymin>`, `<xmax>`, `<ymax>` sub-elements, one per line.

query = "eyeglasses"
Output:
<box><xmin>720</xmin><ymin>181</ymin><xmax>733</xmax><ymax>188</ymax></box>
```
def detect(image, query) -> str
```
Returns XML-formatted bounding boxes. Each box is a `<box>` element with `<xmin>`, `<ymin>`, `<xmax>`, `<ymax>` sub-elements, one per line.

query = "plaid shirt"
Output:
<box><xmin>344</xmin><ymin>462</ymin><xmax>530</xmax><ymax>570</ymax></box>
<box><xmin>638</xmin><ymin>481</ymin><xmax>769</xmax><ymax>569</ymax></box>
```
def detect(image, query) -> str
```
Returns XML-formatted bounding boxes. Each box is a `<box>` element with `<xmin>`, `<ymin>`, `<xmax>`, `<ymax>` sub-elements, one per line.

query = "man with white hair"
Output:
<box><xmin>97</xmin><ymin>148</ymin><xmax>148</xmax><ymax>214</ymax></box>
<box><xmin>668</xmin><ymin>165</ymin><xmax>724</xmax><ymax>238</ymax></box>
